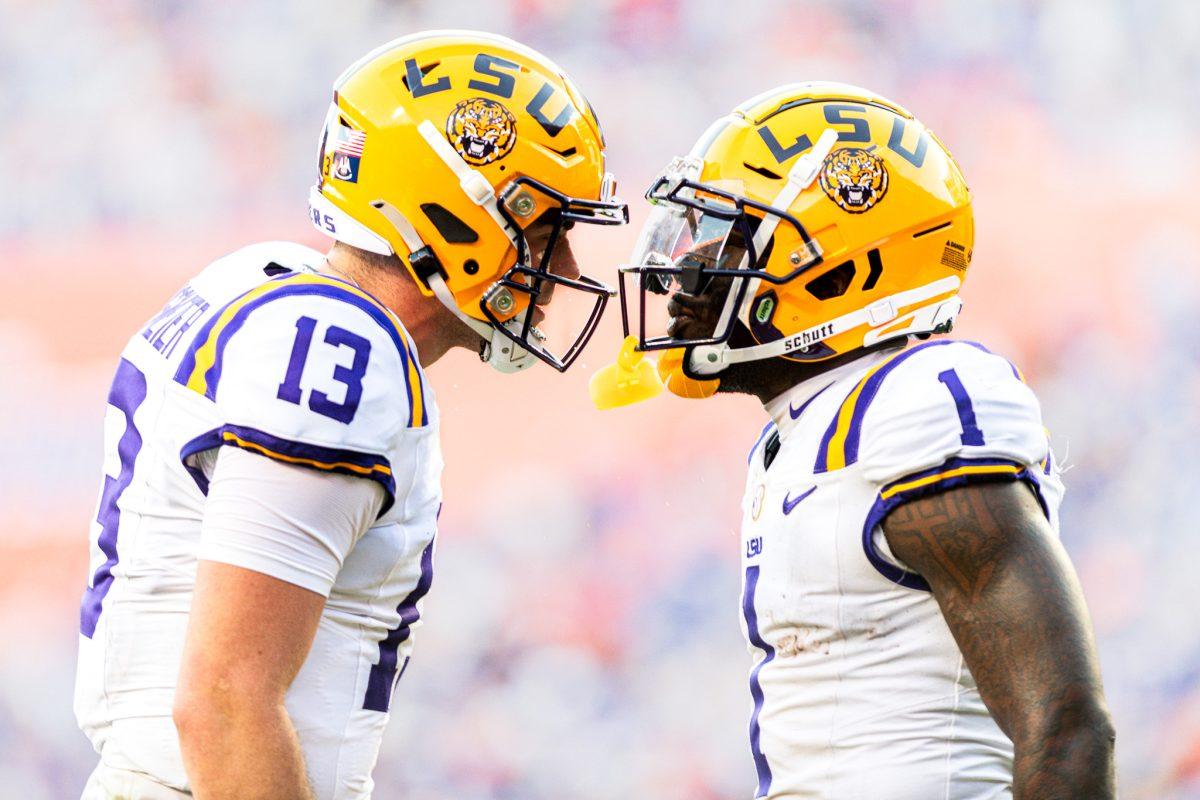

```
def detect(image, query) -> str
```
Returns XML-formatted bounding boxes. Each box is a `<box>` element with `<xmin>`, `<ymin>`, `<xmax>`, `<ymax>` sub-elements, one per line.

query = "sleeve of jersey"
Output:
<box><xmin>856</xmin><ymin>343</ymin><xmax>1050</xmax><ymax>497</ymax></box>
<box><xmin>849</xmin><ymin>343</ymin><xmax>1054</xmax><ymax>588</ymax></box>
<box><xmin>177</xmin><ymin>289</ymin><xmax>428</xmax><ymax>516</ymax></box>
<box><xmin>198</xmin><ymin>446</ymin><xmax>384</xmax><ymax>597</ymax></box>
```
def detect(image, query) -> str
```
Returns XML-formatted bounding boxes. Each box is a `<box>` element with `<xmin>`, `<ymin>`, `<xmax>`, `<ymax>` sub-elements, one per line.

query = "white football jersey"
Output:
<box><xmin>739</xmin><ymin>340</ymin><xmax>1064</xmax><ymax>800</ymax></box>
<box><xmin>74</xmin><ymin>242</ymin><xmax>442</xmax><ymax>799</ymax></box>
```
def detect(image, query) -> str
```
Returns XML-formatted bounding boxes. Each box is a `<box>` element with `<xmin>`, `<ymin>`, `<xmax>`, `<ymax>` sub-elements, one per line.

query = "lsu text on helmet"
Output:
<box><xmin>310</xmin><ymin>30</ymin><xmax>628</xmax><ymax>373</ymax></box>
<box><xmin>618</xmin><ymin>81</ymin><xmax>972</xmax><ymax>397</ymax></box>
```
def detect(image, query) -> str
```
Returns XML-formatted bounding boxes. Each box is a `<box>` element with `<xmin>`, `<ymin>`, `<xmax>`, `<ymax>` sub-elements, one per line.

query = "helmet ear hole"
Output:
<box><xmin>805</xmin><ymin>261</ymin><xmax>856</xmax><ymax>300</ymax></box>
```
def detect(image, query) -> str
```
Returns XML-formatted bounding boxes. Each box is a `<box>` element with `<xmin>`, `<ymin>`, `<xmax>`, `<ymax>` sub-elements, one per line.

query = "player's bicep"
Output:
<box><xmin>881</xmin><ymin>480</ymin><xmax>1108</xmax><ymax>746</ymax></box>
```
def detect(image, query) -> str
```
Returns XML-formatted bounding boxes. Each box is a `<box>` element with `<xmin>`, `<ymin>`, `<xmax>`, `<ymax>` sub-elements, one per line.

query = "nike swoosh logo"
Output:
<box><xmin>782</xmin><ymin>486</ymin><xmax>817</xmax><ymax>515</ymax></box>
<box><xmin>789</xmin><ymin>382</ymin><xmax>833</xmax><ymax>420</ymax></box>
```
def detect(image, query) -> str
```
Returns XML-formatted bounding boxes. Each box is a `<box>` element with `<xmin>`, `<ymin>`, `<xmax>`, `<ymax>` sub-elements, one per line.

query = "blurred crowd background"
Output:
<box><xmin>2</xmin><ymin>0</ymin><xmax>1199</xmax><ymax>797</ymax></box>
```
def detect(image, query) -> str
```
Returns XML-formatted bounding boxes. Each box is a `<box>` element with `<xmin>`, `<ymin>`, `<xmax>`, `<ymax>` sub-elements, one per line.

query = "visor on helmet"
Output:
<box><xmin>618</xmin><ymin>163</ymin><xmax>821</xmax><ymax>353</ymax></box>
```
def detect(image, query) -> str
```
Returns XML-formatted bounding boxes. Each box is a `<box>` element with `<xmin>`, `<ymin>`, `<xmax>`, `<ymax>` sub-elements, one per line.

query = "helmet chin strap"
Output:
<box><xmin>412</xmin><ymin>120</ymin><xmax>541</xmax><ymax>373</ymax></box>
<box><xmin>427</xmin><ymin>272</ymin><xmax>535</xmax><ymax>373</ymax></box>
<box><xmin>369</xmin><ymin>198</ymin><xmax>536</xmax><ymax>374</ymax></box>
<box><xmin>688</xmin><ymin>277</ymin><xmax>963</xmax><ymax>375</ymax></box>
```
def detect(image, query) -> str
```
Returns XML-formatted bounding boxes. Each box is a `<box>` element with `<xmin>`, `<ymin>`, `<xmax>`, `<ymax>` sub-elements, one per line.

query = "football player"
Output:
<box><xmin>599</xmin><ymin>83</ymin><xmax>1114</xmax><ymax>798</ymax></box>
<box><xmin>75</xmin><ymin>31</ymin><xmax>625</xmax><ymax>800</ymax></box>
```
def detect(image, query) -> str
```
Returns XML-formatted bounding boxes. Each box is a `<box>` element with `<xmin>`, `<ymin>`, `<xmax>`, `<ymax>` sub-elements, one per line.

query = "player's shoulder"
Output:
<box><xmin>864</xmin><ymin>339</ymin><xmax>1032</xmax><ymax>407</ymax></box>
<box><xmin>176</xmin><ymin>269</ymin><xmax>430</xmax><ymax>432</ymax></box>
<box><xmin>816</xmin><ymin>339</ymin><xmax>1047</xmax><ymax>483</ymax></box>
<box><xmin>207</xmin><ymin>240</ymin><xmax>326</xmax><ymax>276</ymax></box>
<box><xmin>188</xmin><ymin>240</ymin><xmax>326</xmax><ymax>295</ymax></box>
<box><xmin>174</xmin><ymin>267</ymin><xmax>433</xmax><ymax>512</ymax></box>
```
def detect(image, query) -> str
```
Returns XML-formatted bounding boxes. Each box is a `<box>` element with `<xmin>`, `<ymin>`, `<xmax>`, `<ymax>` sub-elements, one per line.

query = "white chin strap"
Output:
<box><xmin>688</xmin><ymin>277</ymin><xmax>963</xmax><ymax>375</ymax></box>
<box><xmin>426</xmin><ymin>272</ymin><xmax>535</xmax><ymax>373</ymax></box>
<box><xmin>307</xmin><ymin>122</ymin><xmax>537</xmax><ymax>374</ymax></box>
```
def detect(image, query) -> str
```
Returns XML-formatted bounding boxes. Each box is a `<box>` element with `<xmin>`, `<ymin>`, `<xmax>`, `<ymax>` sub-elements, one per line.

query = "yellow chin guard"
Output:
<box><xmin>589</xmin><ymin>338</ymin><xmax>722</xmax><ymax>409</ymax></box>
<box><xmin>656</xmin><ymin>347</ymin><xmax>720</xmax><ymax>399</ymax></box>
<box><xmin>589</xmin><ymin>336</ymin><xmax>664</xmax><ymax>409</ymax></box>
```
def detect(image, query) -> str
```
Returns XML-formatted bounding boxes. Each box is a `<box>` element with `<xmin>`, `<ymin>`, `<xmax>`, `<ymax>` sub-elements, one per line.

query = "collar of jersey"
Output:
<box><xmin>764</xmin><ymin>348</ymin><xmax>897</xmax><ymax>441</ymax></box>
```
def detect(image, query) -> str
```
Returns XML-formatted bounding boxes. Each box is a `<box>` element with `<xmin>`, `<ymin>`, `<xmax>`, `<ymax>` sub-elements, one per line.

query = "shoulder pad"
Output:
<box><xmin>176</xmin><ymin>274</ymin><xmax>430</xmax><ymax>507</ymax></box>
<box><xmin>814</xmin><ymin>340</ymin><xmax>1047</xmax><ymax>485</ymax></box>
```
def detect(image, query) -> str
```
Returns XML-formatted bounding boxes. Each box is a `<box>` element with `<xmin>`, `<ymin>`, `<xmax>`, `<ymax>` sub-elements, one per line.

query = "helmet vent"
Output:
<box><xmin>420</xmin><ymin>203</ymin><xmax>479</xmax><ymax>244</ymax></box>
<box><xmin>862</xmin><ymin>248</ymin><xmax>884</xmax><ymax>291</ymax></box>
<box><xmin>743</xmin><ymin>163</ymin><xmax>783</xmax><ymax>181</ymax></box>
<box><xmin>913</xmin><ymin>220</ymin><xmax>952</xmax><ymax>238</ymax></box>
<box><xmin>806</xmin><ymin>261</ymin><xmax>856</xmax><ymax>300</ymax></box>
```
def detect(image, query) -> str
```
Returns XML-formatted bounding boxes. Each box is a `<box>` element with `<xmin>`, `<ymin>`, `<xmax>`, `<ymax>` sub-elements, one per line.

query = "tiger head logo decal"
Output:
<box><xmin>819</xmin><ymin>147</ymin><xmax>889</xmax><ymax>213</ymax></box>
<box><xmin>446</xmin><ymin>97</ymin><xmax>517</xmax><ymax>166</ymax></box>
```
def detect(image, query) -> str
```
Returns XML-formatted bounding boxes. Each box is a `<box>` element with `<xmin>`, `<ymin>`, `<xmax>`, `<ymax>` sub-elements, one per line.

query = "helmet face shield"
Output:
<box><xmin>483</xmin><ymin>175</ymin><xmax>628</xmax><ymax>372</ymax></box>
<box><xmin>619</xmin><ymin>166</ymin><xmax>822</xmax><ymax>352</ymax></box>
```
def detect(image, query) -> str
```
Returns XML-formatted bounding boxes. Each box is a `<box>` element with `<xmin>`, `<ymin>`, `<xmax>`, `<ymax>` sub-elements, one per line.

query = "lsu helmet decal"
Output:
<box><xmin>819</xmin><ymin>147</ymin><xmax>888</xmax><ymax>213</ymax></box>
<box><xmin>594</xmin><ymin>81</ymin><xmax>972</xmax><ymax>406</ymax></box>
<box><xmin>309</xmin><ymin>30</ymin><xmax>627</xmax><ymax>373</ymax></box>
<box><xmin>447</xmin><ymin>97</ymin><xmax>517</xmax><ymax>165</ymax></box>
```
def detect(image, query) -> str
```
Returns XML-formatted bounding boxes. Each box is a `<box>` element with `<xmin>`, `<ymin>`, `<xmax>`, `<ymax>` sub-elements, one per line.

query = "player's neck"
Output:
<box><xmin>720</xmin><ymin>341</ymin><xmax>907</xmax><ymax>405</ymax></box>
<box><xmin>323</xmin><ymin>245</ymin><xmax>478</xmax><ymax>367</ymax></box>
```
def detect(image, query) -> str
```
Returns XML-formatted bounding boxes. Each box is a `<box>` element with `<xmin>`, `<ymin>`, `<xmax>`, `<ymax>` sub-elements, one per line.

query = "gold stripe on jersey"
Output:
<box><xmin>881</xmin><ymin>462</ymin><xmax>1022</xmax><ymax>500</ymax></box>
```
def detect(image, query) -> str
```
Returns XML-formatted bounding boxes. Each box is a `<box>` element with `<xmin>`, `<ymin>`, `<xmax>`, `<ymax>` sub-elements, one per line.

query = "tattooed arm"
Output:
<box><xmin>882</xmin><ymin>480</ymin><xmax>1116</xmax><ymax>800</ymax></box>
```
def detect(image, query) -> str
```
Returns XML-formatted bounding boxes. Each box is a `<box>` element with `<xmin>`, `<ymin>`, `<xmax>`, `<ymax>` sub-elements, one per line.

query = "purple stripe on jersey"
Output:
<box><xmin>175</xmin><ymin>272</ymin><xmax>304</xmax><ymax>383</ymax></box>
<box><xmin>172</xmin><ymin>273</ymin><xmax>300</xmax><ymax>387</ymax></box>
<box><xmin>840</xmin><ymin>340</ymin><xmax>956</xmax><ymax>468</ymax></box>
<box><xmin>179</xmin><ymin>428</ymin><xmax>223</xmax><ymax>495</ymax></box>
<box><xmin>81</xmin><ymin>359</ymin><xmax>148</xmax><ymax>638</ymax></box>
<box><xmin>861</xmin><ymin>457</ymin><xmax>1050</xmax><ymax>592</ymax></box>
<box><xmin>179</xmin><ymin>424</ymin><xmax>397</xmax><ymax>514</ymax></box>
<box><xmin>813</xmin><ymin>385</ymin><xmax>857</xmax><ymax>473</ymax></box>
<box><xmin>747</xmin><ymin>421</ymin><xmax>775</xmax><ymax>465</ymax></box>
<box><xmin>742</xmin><ymin>564</ymin><xmax>775</xmax><ymax>797</ymax></box>
<box><xmin>363</xmin><ymin>539</ymin><xmax>436</xmax><ymax>712</ymax></box>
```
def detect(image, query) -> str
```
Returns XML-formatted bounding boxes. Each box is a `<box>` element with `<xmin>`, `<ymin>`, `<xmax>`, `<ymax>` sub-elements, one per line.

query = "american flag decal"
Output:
<box><xmin>334</xmin><ymin>125</ymin><xmax>366</xmax><ymax>157</ymax></box>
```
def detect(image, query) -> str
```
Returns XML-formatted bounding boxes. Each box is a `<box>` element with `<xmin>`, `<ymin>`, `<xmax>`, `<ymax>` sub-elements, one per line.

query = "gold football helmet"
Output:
<box><xmin>309</xmin><ymin>30</ymin><xmax>627</xmax><ymax>372</ymax></box>
<box><xmin>600</xmin><ymin>82</ymin><xmax>971</xmax><ymax>402</ymax></box>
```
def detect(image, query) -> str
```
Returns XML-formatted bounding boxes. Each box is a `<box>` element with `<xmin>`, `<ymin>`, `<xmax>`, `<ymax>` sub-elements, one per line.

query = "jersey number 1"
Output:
<box><xmin>277</xmin><ymin>316</ymin><xmax>371</xmax><ymax>424</ymax></box>
<box><xmin>937</xmin><ymin>368</ymin><xmax>985</xmax><ymax>446</ymax></box>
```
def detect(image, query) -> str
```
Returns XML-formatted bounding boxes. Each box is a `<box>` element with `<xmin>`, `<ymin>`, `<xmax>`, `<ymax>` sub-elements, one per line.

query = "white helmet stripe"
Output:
<box><xmin>734</xmin><ymin>129</ymin><xmax>839</xmax><ymax>327</ymax></box>
<box><xmin>416</xmin><ymin>120</ymin><xmax>521</xmax><ymax>251</ymax></box>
